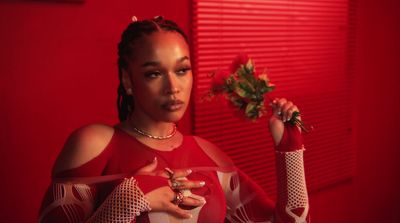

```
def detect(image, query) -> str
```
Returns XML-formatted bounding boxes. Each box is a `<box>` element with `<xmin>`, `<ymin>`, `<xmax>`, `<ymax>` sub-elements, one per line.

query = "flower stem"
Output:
<box><xmin>289</xmin><ymin>111</ymin><xmax>312</xmax><ymax>133</ymax></box>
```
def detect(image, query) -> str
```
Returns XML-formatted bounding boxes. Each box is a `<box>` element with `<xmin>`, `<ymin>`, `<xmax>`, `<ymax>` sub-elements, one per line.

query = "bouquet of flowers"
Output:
<box><xmin>207</xmin><ymin>53</ymin><xmax>308</xmax><ymax>132</ymax></box>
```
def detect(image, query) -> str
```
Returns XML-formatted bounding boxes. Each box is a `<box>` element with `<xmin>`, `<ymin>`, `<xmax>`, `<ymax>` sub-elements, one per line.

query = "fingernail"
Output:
<box><xmin>186</xmin><ymin>213</ymin><xmax>193</xmax><ymax>218</ymax></box>
<box><xmin>277</xmin><ymin>111</ymin><xmax>282</xmax><ymax>115</ymax></box>
<box><xmin>153</xmin><ymin>157</ymin><xmax>157</xmax><ymax>162</ymax></box>
<box><xmin>199</xmin><ymin>181</ymin><xmax>205</xmax><ymax>186</ymax></box>
<box><xmin>187</xmin><ymin>169</ymin><xmax>192</xmax><ymax>174</ymax></box>
<box><xmin>198</xmin><ymin>199</ymin><xmax>206</xmax><ymax>205</ymax></box>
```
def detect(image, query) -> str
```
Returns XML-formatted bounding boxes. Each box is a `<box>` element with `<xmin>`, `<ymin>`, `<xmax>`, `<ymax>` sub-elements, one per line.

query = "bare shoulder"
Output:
<box><xmin>192</xmin><ymin>136</ymin><xmax>234</xmax><ymax>167</ymax></box>
<box><xmin>52</xmin><ymin>123</ymin><xmax>115</xmax><ymax>175</ymax></box>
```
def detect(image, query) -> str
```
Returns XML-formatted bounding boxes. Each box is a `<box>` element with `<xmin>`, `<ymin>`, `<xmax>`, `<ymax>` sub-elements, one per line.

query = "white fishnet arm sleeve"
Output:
<box><xmin>39</xmin><ymin>177</ymin><xmax>151</xmax><ymax>223</ymax></box>
<box><xmin>39</xmin><ymin>182</ymin><xmax>96</xmax><ymax>223</ymax></box>
<box><xmin>87</xmin><ymin>177</ymin><xmax>151</xmax><ymax>223</ymax></box>
<box><xmin>275</xmin><ymin>149</ymin><xmax>310</xmax><ymax>223</ymax></box>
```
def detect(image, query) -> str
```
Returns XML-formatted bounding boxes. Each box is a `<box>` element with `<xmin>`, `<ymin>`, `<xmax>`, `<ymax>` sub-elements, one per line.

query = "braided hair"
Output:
<box><xmin>117</xmin><ymin>16</ymin><xmax>189</xmax><ymax>122</ymax></box>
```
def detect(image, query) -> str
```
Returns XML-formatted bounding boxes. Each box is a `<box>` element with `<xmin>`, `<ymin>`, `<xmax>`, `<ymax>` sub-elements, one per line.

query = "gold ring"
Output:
<box><xmin>172</xmin><ymin>191</ymin><xmax>184</xmax><ymax>205</ymax></box>
<box><xmin>171</xmin><ymin>180</ymin><xmax>181</xmax><ymax>190</ymax></box>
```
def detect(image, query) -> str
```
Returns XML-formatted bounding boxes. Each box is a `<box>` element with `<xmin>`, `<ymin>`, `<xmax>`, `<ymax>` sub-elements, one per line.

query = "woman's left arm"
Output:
<box><xmin>213</xmin><ymin>98</ymin><xmax>310</xmax><ymax>223</ymax></box>
<box><xmin>269</xmin><ymin>98</ymin><xmax>310</xmax><ymax>223</ymax></box>
<box><xmin>195</xmin><ymin>97</ymin><xmax>310</xmax><ymax>223</ymax></box>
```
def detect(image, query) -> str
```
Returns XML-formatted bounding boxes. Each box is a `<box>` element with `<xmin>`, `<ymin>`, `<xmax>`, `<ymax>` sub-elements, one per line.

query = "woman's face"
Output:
<box><xmin>123</xmin><ymin>31</ymin><xmax>193</xmax><ymax>123</ymax></box>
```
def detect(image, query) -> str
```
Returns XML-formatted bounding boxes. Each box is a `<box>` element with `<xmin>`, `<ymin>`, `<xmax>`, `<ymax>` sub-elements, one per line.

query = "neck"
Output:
<box><xmin>122</xmin><ymin>109</ymin><xmax>183</xmax><ymax>151</ymax></box>
<box><xmin>127</xmin><ymin>110</ymin><xmax>176</xmax><ymax>137</ymax></box>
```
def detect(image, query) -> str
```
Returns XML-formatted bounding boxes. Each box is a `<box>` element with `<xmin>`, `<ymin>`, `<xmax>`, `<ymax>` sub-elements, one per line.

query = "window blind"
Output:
<box><xmin>191</xmin><ymin>0</ymin><xmax>355</xmax><ymax>197</ymax></box>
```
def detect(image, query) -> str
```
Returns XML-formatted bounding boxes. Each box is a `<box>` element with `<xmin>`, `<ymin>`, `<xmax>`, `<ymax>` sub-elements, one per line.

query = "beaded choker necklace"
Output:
<box><xmin>132</xmin><ymin>124</ymin><xmax>177</xmax><ymax>140</ymax></box>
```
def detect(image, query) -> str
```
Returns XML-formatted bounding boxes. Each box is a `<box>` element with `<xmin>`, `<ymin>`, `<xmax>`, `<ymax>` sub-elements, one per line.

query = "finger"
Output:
<box><xmin>135</xmin><ymin>157</ymin><xmax>158</xmax><ymax>175</ymax></box>
<box><xmin>162</xmin><ymin>167</ymin><xmax>175</xmax><ymax>178</ymax></box>
<box><xmin>170</xmin><ymin>169</ymin><xmax>193</xmax><ymax>178</ymax></box>
<box><xmin>160</xmin><ymin>168</ymin><xmax>192</xmax><ymax>179</ymax></box>
<box><xmin>272</xmin><ymin>98</ymin><xmax>288</xmax><ymax>115</ymax></box>
<box><xmin>165</xmin><ymin>202</ymin><xmax>192</xmax><ymax>219</ymax></box>
<box><xmin>271</xmin><ymin>102</ymin><xmax>280</xmax><ymax>116</ymax></box>
<box><xmin>181</xmin><ymin>196</ymin><xmax>206</xmax><ymax>207</ymax></box>
<box><xmin>171</xmin><ymin>180</ymin><xmax>206</xmax><ymax>190</ymax></box>
<box><xmin>270</xmin><ymin>98</ymin><xmax>281</xmax><ymax>116</ymax></box>
<box><xmin>281</xmin><ymin>101</ymin><xmax>294</xmax><ymax>122</ymax></box>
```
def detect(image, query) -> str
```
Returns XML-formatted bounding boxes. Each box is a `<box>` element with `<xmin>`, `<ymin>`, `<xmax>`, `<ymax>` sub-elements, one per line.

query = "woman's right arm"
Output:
<box><xmin>39</xmin><ymin>124</ymin><xmax>202</xmax><ymax>223</ymax></box>
<box><xmin>38</xmin><ymin>124</ymin><xmax>117</xmax><ymax>223</ymax></box>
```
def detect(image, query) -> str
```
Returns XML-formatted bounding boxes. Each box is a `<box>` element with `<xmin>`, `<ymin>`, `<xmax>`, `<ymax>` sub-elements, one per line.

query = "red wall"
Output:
<box><xmin>354</xmin><ymin>0</ymin><xmax>400</xmax><ymax>222</ymax></box>
<box><xmin>0</xmin><ymin>1</ymin><xmax>191</xmax><ymax>222</ymax></box>
<box><xmin>0</xmin><ymin>0</ymin><xmax>399</xmax><ymax>222</ymax></box>
<box><xmin>310</xmin><ymin>0</ymin><xmax>400</xmax><ymax>222</ymax></box>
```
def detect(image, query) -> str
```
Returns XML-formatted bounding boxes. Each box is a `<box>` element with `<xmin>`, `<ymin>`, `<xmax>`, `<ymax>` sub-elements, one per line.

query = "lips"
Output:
<box><xmin>162</xmin><ymin>100</ymin><xmax>184</xmax><ymax>111</ymax></box>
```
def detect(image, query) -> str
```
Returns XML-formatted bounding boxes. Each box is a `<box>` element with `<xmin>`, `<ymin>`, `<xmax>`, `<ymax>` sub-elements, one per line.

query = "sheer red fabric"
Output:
<box><xmin>39</xmin><ymin>127</ymin><xmax>309</xmax><ymax>222</ymax></box>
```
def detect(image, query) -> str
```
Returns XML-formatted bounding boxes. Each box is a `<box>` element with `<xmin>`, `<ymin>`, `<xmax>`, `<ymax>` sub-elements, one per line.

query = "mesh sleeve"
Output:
<box><xmin>218</xmin><ymin>150</ymin><xmax>310</xmax><ymax>223</ymax></box>
<box><xmin>87</xmin><ymin>177</ymin><xmax>151</xmax><ymax>223</ymax></box>
<box><xmin>39</xmin><ymin>177</ymin><xmax>151</xmax><ymax>223</ymax></box>
<box><xmin>38</xmin><ymin>183</ymin><xmax>96</xmax><ymax>223</ymax></box>
<box><xmin>275</xmin><ymin>149</ymin><xmax>310</xmax><ymax>223</ymax></box>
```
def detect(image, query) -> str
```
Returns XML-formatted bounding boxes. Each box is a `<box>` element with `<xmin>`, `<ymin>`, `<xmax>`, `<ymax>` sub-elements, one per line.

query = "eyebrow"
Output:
<box><xmin>178</xmin><ymin>56</ymin><xmax>190</xmax><ymax>63</ymax></box>
<box><xmin>141</xmin><ymin>56</ymin><xmax>190</xmax><ymax>68</ymax></box>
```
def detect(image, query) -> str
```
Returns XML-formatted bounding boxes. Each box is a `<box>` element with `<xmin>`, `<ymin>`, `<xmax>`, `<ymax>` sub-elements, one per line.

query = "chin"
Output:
<box><xmin>154</xmin><ymin>112</ymin><xmax>184</xmax><ymax>123</ymax></box>
<box><xmin>166</xmin><ymin>113</ymin><xmax>184</xmax><ymax>123</ymax></box>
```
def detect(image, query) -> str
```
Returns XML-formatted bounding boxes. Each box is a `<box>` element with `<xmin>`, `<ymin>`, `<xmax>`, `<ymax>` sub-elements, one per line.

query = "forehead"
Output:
<box><xmin>131</xmin><ymin>31</ymin><xmax>189</xmax><ymax>62</ymax></box>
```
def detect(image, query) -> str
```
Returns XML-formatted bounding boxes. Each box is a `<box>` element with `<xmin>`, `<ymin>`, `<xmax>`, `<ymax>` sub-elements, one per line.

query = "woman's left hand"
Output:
<box><xmin>135</xmin><ymin>157</ymin><xmax>206</xmax><ymax>191</ymax></box>
<box><xmin>269</xmin><ymin>98</ymin><xmax>301</xmax><ymax>146</ymax></box>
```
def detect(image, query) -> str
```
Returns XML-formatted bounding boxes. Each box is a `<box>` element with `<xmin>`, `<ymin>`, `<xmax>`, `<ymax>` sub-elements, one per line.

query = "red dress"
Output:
<box><xmin>39</xmin><ymin>127</ymin><xmax>309</xmax><ymax>223</ymax></box>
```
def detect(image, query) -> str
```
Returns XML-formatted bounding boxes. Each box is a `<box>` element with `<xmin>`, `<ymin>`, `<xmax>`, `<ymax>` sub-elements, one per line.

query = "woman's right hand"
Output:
<box><xmin>135</xmin><ymin>158</ymin><xmax>206</xmax><ymax>219</ymax></box>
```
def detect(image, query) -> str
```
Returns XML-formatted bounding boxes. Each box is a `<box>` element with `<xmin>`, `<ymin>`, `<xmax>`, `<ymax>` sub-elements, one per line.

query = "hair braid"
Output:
<box><xmin>116</xmin><ymin>17</ymin><xmax>189</xmax><ymax>122</ymax></box>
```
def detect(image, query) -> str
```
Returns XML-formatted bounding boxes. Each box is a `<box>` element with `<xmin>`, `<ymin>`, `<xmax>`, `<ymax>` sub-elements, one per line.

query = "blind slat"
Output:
<box><xmin>192</xmin><ymin>0</ymin><xmax>355</xmax><ymax>195</ymax></box>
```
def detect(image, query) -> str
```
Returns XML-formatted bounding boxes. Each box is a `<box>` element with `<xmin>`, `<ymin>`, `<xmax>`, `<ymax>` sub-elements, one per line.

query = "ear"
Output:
<box><xmin>121</xmin><ymin>68</ymin><xmax>133</xmax><ymax>95</ymax></box>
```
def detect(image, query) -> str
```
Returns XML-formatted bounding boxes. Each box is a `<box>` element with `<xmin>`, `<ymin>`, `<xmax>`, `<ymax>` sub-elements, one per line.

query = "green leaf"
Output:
<box><xmin>225</xmin><ymin>76</ymin><xmax>237</xmax><ymax>93</ymax></box>
<box><xmin>229</xmin><ymin>95</ymin><xmax>245</xmax><ymax>108</ymax></box>
<box><xmin>238</xmin><ymin>82</ymin><xmax>255</xmax><ymax>97</ymax></box>
<box><xmin>245</xmin><ymin>102</ymin><xmax>256</xmax><ymax>115</ymax></box>
<box><xmin>233</xmin><ymin>86</ymin><xmax>247</xmax><ymax>98</ymax></box>
<box><xmin>245</xmin><ymin>59</ymin><xmax>254</xmax><ymax>74</ymax></box>
<box><xmin>245</xmin><ymin>103</ymin><xmax>253</xmax><ymax>114</ymax></box>
<box><xmin>261</xmin><ymin>83</ymin><xmax>275</xmax><ymax>94</ymax></box>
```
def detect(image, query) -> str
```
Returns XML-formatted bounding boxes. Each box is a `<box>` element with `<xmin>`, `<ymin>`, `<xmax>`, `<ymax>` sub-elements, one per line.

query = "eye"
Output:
<box><xmin>176</xmin><ymin>67</ymin><xmax>192</xmax><ymax>75</ymax></box>
<box><xmin>144</xmin><ymin>71</ymin><xmax>162</xmax><ymax>79</ymax></box>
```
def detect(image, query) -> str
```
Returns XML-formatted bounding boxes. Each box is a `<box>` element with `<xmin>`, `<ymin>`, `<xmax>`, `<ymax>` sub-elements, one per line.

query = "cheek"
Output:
<box><xmin>133</xmin><ymin>80</ymin><xmax>159</xmax><ymax>95</ymax></box>
<box><xmin>183</xmin><ymin>75</ymin><xmax>193</xmax><ymax>94</ymax></box>
<box><xmin>132</xmin><ymin>83</ymin><xmax>161</xmax><ymax>107</ymax></box>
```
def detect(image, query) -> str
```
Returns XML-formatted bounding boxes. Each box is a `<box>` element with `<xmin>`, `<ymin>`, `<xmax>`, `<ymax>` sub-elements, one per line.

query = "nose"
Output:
<box><xmin>164</xmin><ymin>72</ymin><xmax>180</xmax><ymax>95</ymax></box>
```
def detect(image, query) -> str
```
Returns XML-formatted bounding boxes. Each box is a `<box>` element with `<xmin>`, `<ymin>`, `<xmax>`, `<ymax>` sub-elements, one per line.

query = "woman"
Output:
<box><xmin>39</xmin><ymin>16</ymin><xmax>310</xmax><ymax>223</ymax></box>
